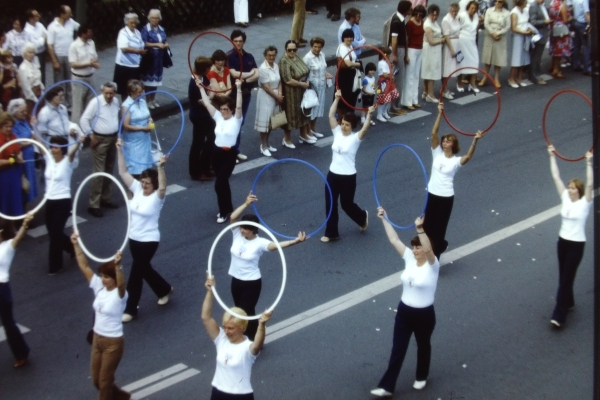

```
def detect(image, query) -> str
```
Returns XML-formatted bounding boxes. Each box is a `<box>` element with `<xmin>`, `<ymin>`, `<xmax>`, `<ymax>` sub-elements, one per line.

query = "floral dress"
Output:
<box><xmin>549</xmin><ymin>0</ymin><xmax>571</xmax><ymax>57</ymax></box>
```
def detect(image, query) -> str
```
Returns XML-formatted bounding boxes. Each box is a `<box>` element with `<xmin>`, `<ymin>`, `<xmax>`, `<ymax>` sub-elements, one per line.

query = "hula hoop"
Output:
<box><xmin>187</xmin><ymin>31</ymin><xmax>243</xmax><ymax>94</ymax></box>
<box><xmin>117</xmin><ymin>90</ymin><xmax>185</xmax><ymax>166</ymax></box>
<box><xmin>72</xmin><ymin>172</ymin><xmax>131</xmax><ymax>263</ymax></box>
<box><xmin>251</xmin><ymin>158</ymin><xmax>333</xmax><ymax>239</ymax></box>
<box><xmin>207</xmin><ymin>221</ymin><xmax>286</xmax><ymax>321</ymax></box>
<box><xmin>439</xmin><ymin>67</ymin><xmax>501</xmax><ymax>137</ymax></box>
<box><xmin>335</xmin><ymin>44</ymin><xmax>393</xmax><ymax>112</ymax></box>
<box><xmin>542</xmin><ymin>89</ymin><xmax>593</xmax><ymax>162</ymax></box>
<box><xmin>33</xmin><ymin>79</ymin><xmax>100</xmax><ymax>147</ymax></box>
<box><xmin>372</xmin><ymin>144</ymin><xmax>429</xmax><ymax>230</ymax></box>
<box><xmin>0</xmin><ymin>138</ymin><xmax>53</xmax><ymax>220</ymax></box>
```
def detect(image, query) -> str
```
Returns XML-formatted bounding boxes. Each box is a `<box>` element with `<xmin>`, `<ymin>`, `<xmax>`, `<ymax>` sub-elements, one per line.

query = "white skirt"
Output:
<box><xmin>458</xmin><ymin>36</ymin><xmax>479</xmax><ymax>74</ymax></box>
<box><xmin>234</xmin><ymin>0</ymin><xmax>249</xmax><ymax>23</ymax></box>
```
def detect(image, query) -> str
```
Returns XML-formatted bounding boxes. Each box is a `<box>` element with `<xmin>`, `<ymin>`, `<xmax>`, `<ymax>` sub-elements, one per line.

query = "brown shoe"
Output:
<box><xmin>297</xmin><ymin>42</ymin><xmax>306</xmax><ymax>48</ymax></box>
<box><xmin>199</xmin><ymin>174</ymin><xmax>213</xmax><ymax>181</ymax></box>
<box><xmin>14</xmin><ymin>358</ymin><xmax>27</xmax><ymax>368</ymax></box>
<box><xmin>299</xmin><ymin>38</ymin><xmax>308</xmax><ymax>43</ymax></box>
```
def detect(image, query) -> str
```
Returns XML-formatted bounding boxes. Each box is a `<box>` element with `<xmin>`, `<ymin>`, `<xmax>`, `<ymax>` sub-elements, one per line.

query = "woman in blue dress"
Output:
<box><xmin>0</xmin><ymin>112</ymin><xmax>24</xmax><ymax>217</ymax></box>
<box><xmin>121</xmin><ymin>80</ymin><xmax>153</xmax><ymax>177</ymax></box>
<box><xmin>140</xmin><ymin>9</ymin><xmax>170</xmax><ymax>110</ymax></box>
<box><xmin>8</xmin><ymin>99</ymin><xmax>37</xmax><ymax>204</ymax></box>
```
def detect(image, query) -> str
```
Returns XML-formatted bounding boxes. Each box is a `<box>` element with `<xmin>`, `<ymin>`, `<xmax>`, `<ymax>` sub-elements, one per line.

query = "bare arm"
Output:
<box><xmin>460</xmin><ymin>131</ymin><xmax>482</xmax><ymax>165</ymax></box>
<box><xmin>70</xmin><ymin>232</ymin><xmax>94</xmax><ymax>282</ymax></box>
<box><xmin>121</xmin><ymin>106</ymin><xmax>151</xmax><ymax>132</ymax></box>
<box><xmin>415</xmin><ymin>216</ymin><xmax>436</xmax><ymax>265</ymax></box>
<box><xmin>68</xmin><ymin>136</ymin><xmax>84</xmax><ymax>163</ymax></box>
<box><xmin>431</xmin><ymin>103</ymin><xmax>443</xmax><ymax>149</ymax></box>
<box><xmin>234</xmin><ymin>80</ymin><xmax>243</xmax><ymax>119</ymax></box>
<box><xmin>116</xmin><ymin>139</ymin><xmax>135</xmax><ymax>188</ymax></box>
<box><xmin>249</xmin><ymin>310</ymin><xmax>273</xmax><ymax>355</ymax></box>
<box><xmin>377</xmin><ymin>207</ymin><xmax>406</xmax><ymax>256</ymax></box>
<box><xmin>585</xmin><ymin>151</ymin><xmax>593</xmax><ymax>202</ymax></box>
<box><xmin>267</xmin><ymin>231</ymin><xmax>306</xmax><ymax>251</ymax></box>
<box><xmin>548</xmin><ymin>145</ymin><xmax>566</xmax><ymax>196</ymax></box>
<box><xmin>197</xmin><ymin>80</ymin><xmax>217</xmax><ymax>117</ymax></box>
<box><xmin>201</xmin><ymin>273</ymin><xmax>220</xmax><ymax>340</ymax></box>
<box><xmin>11</xmin><ymin>213</ymin><xmax>34</xmax><ymax>249</ymax></box>
<box><xmin>357</xmin><ymin>105</ymin><xmax>377</xmax><ymax>140</ymax></box>
<box><xmin>47</xmin><ymin>44</ymin><xmax>59</xmax><ymax>69</ymax></box>
<box><xmin>391</xmin><ymin>36</ymin><xmax>399</xmax><ymax>64</ymax></box>
<box><xmin>114</xmin><ymin>251</ymin><xmax>126</xmax><ymax>298</ymax></box>
<box><xmin>424</xmin><ymin>28</ymin><xmax>445</xmax><ymax>46</ymax></box>
<box><xmin>231</xmin><ymin>192</ymin><xmax>256</xmax><ymax>223</ymax></box>
<box><xmin>156</xmin><ymin>156</ymin><xmax>167</xmax><ymax>200</ymax></box>
<box><xmin>329</xmin><ymin>90</ymin><xmax>341</xmax><ymax>129</ymax></box>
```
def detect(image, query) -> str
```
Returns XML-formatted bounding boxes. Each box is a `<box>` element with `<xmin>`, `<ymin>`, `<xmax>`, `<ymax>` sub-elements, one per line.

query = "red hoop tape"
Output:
<box><xmin>439</xmin><ymin>67</ymin><xmax>501</xmax><ymax>137</ymax></box>
<box><xmin>335</xmin><ymin>44</ymin><xmax>393</xmax><ymax>112</ymax></box>
<box><xmin>542</xmin><ymin>89</ymin><xmax>593</xmax><ymax>162</ymax></box>
<box><xmin>187</xmin><ymin>31</ymin><xmax>244</xmax><ymax>94</ymax></box>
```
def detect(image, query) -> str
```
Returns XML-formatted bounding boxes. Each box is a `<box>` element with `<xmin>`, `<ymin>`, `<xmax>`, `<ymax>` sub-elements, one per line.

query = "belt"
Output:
<box><xmin>93</xmin><ymin>131</ymin><xmax>118</xmax><ymax>137</ymax></box>
<box><xmin>72</xmin><ymin>72</ymin><xmax>93</xmax><ymax>78</ymax></box>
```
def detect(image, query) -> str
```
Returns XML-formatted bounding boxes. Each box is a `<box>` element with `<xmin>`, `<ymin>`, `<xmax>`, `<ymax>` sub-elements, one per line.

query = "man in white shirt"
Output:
<box><xmin>47</xmin><ymin>5</ymin><xmax>80</xmax><ymax>109</ymax></box>
<box><xmin>571</xmin><ymin>0</ymin><xmax>591</xmax><ymax>74</ymax></box>
<box><xmin>80</xmin><ymin>82</ymin><xmax>121</xmax><ymax>217</ymax></box>
<box><xmin>337</xmin><ymin>8</ymin><xmax>366</xmax><ymax>58</ymax></box>
<box><xmin>24</xmin><ymin>9</ymin><xmax>48</xmax><ymax>85</ymax></box>
<box><xmin>69</xmin><ymin>25</ymin><xmax>99</xmax><ymax>124</ymax></box>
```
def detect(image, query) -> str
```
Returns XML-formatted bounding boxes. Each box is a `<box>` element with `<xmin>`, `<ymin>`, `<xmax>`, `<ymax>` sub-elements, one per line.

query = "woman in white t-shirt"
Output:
<box><xmin>40</xmin><ymin>135</ymin><xmax>83</xmax><ymax>275</ymax></box>
<box><xmin>70</xmin><ymin>232</ymin><xmax>130</xmax><ymax>399</ymax></box>
<box><xmin>547</xmin><ymin>146</ymin><xmax>592</xmax><ymax>328</ymax></box>
<box><xmin>116</xmin><ymin>140</ymin><xmax>173</xmax><ymax>322</ymax></box>
<box><xmin>0</xmin><ymin>213</ymin><xmax>34</xmax><ymax>368</ymax></box>
<box><xmin>228</xmin><ymin>192</ymin><xmax>305</xmax><ymax>340</ymax></box>
<box><xmin>371</xmin><ymin>211</ymin><xmax>439</xmax><ymax>397</ymax></box>
<box><xmin>202</xmin><ymin>273</ymin><xmax>272</xmax><ymax>400</ymax></box>
<box><xmin>423</xmin><ymin>103</ymin><xmax>482</xmax><ymax>259</ymax></box>
<box><xmin>198</xmin><ymin>78</ymin><xmax>244</xmax><ymax>224</ymax></box>
<box><xmin>321</xmin><ymin>90</ymin><xmax>375</xmax><ymax>243</ymax></box>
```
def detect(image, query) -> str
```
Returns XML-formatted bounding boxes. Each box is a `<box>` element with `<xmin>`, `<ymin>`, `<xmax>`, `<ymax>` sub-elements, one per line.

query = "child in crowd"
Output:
<box><xmin>376</xmin><ymin>47</ymin><xmax>398</xmax><ymax>123</ymax></box>
<box><xmin>361</xmin><ymin>63</ymin><xmax>377</xmax><ymax>125</ymax></box>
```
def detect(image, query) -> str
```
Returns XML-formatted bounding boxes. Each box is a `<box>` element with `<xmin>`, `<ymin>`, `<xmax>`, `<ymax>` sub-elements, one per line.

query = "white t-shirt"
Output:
<box><xmin>47</xmin><ymin>18</ymin><xmax>80</xmax><ymax>56</ymax></box>
<box><xmin>90</xmin><ymin>274</ymin><xmax>128</xmax><ymax>337</ymax></box>
<box><xmin>362</xmin><ymin>75</ymin><xmax>376</xmax><ymax>95</ymax></box>
<box><xmin>400</xmin><ymin>248</ymin><xmax>440</xmax><ymax>308</ymax></box>
<box><xmin>0</xmin><ymin>240</ymin><xmax>16</xmax><ymax>283</ymax></box>
<box><xmin>229</xmin><ymin>227</ymin><xmax>271</xmax><ymax>281</ymax></box>
<box><xmin>559</xmin><ymin>190</ymin><xmax>591</xmax><ymax>242</ymax></box>
<box><xmin>428</xmin><ymin>146</ymin><xmax>462</xmax><ymax>197</ymax></box>
<box><xmin>336</xmin><ymin>43</ymin><xmax>356</xmax><ymax>63</ymax></box>
<box><xmin>115</xmin><ymin>28</ymin><xmax>144</xmax><ymax>67</ymax></box>
<box><xmin>128</xmin><ymin>180</ymin><xmax>165</xmax><ymax>242</ymax></box>
<box><xmin>211</xmin><ymin>328</ymin><xmax>257</xmax><ymax>395</ymax></box>
<box><xmin>329</xmin><ymin>125</ymin><xmax>362</xmax><ymax>175</ymax></box>
<box><xmin>213</xmin><ymin>111</ymin><xmax>243</xmax><ymax>148</ymax></box>
<box><xmin>44</xmin><ymin>155</ymin><xmax>73</xmax><ymax>200</ymax></box>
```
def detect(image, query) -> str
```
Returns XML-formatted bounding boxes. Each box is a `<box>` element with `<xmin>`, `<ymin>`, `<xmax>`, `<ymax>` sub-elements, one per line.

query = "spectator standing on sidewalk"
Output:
<box><xmin>47</xmin><ymin>5</ymin><xmax>80</xmax><ymax>109</ymax></box>
<box><xmin>234</xmin><ymin>0</ymin><xmax>250</xmax><ymax>27</ymax></box>
<box><xmin>337</xmin><ymin>8</ymin><xmax>367</xmax><ymax>59</ymax></box>
<box><xmin>3</xmin><ymin>17</ymin><xmax>32</xmax><ymax>67</ymax></box>
<box><xmin>69</xmin><ymin>25</ymin><xmax>99</xmax><ymax>124</ymax></box>
<box><xmin>528</xmin><ymin>0</ymin><xmax>551</xmax><ymax>85</ymax></box>
<box><xmin>570</xmin><ymin>0</ymin><xmax>591</xmax><ymax>74</ymax></box>
<box><xmin>389</xmin><ymin>1</ymin><xmax>413</xmax><ymax>116</ymax></box>
<box><xmin>326</xmin><ymin>0</ymin><xmax>342</xmax><ymax>21</ymax></box>
<box><xmin>24</xmin><ymin>9</ymin><xmax>47</xmax><ymax>85</ymax></box>
<box><xmin>284</xmin><ymin>0</ymin><xmax>308</xmax><ymax>47</ymax></box>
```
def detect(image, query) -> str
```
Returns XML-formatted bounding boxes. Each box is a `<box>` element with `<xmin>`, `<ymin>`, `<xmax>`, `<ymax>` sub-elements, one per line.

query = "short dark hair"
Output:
<box><xmin>341</xmin><ymin>29</ymin><xmax>355</xmax><ymax>41</ymax></box>
<box><xmin>441</xmin><ymin>133</ymin><xmax>460</xmax><ymax>154</ymax></box>
<box><xmin>211</xmin><ymin>49</ymin><xmax>227</xmax><ymax>63</ymax></box>
<box><xmin>241</xmin><ymin>214</ymin><xmax>260</xmax><ymax>234</ymax></box>
<box><xmin>398</xmin><ymin>1</ymin><xmax>413</xmax><ymax>15</ymax></box>
<box><xmin>45</xmin><ymin>87</ymin><xmax>64</xmax><ymax>102</ymax></box>
<box><xmin>466</xmin><ymin>1</ymin><xmax>480</xmax><ymax>11</ymax></box>
<box><xmin>215</xmin><ymin>95</ymin><xmax>236</xmax><ymax>112</ymax></box>
<box><xmin>342</xmin><ymin>112</ymin><xmax>360</xmax><ymax>129</ymax></box>
<box><xmin>263</xmin><ymin>45</ymin><xmax>278</xmax><ymax>56</ymax></box>
<box><xmin>344</xmin><ymin>7</ymin><xmax>360</xmax><ymax>21</ymax></box>
<box><xmin>140</xmin><ymin>168</ymin><xmax>159</xmax><ymax>190</ymax></box>
<box><xmin>0</xmin><ymin>218</ymin><xmax>16</xmax><ymax>241</ymax></box>
<box><xmin>284</xmin><ymin>40</ymin><xmax>298</xmax><ymax>51</ymax></box>
<box><xmin>77</xmin><ymin>24</ymin><xmax>91</xmax><ymax>37</ymax></box>
<box><xmin>427</xmin><ymin>4</ymin><xmax>440</xmax><ymax>15</ymax></box>
<box><xmin>378</xmin><ymin>46</ymin><xmax>391</xmax><ymax>60</ymax></box>
<box><xmin>98</xmin><ymin>261</ymin><xmax>116</xmax><ymax>282</ymax></box>
<box><xmin>49</xmin><ymin>136</ymin><xmax>68</xmax><ymax>155</ymax></box>
<box><xmin>194</xmin><ymin>56</ymin><xmax>213</xmax><ymax>75</ymax></box>
<box><xmin>309</xmin><ymin>37</ymin><xmax>325</xmax><ymax>47</ymax></box>
<box><xmin>413</xmin><ymin>5</ymin><xmax>427</xmax><ymax>16</ymax></box>
<box><xmin>410</xmin><ymin>236</ymin><xmax>423</xmax><ymax>247</ymax></box>
<box><xmin>365</xmin><ymin>62</ymin><xmax>377</xmax><ymax>74</ymax></box>
<box><xmin>230</xmin><ymin>29</ymin><xmax>246</xmax><ymax>42</ymax></box>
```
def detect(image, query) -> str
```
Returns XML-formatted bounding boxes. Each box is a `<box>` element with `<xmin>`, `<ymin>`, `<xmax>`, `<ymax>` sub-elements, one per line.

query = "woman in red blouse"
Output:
<box><xmin>207</xmin><ymin>50</ymin><xmax>232</xmax><ymax>98</ymax></box>
<box><xmin>401</xmin><ymin>5</ymin><xmax>426</xmax><ymax>110</ymax></box>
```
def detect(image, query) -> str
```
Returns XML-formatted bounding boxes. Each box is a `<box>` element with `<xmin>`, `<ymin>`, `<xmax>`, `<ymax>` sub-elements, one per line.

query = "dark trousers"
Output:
<box><xmin>552</xmin><ymin>237</ymin><xmax>585</xmax><ymax>324</ymax></box>
<box><xmin>325</xmin><ymin>0</ymin><xmax>341</xmax><ymax>15</ymax></box>
<box><xmin>45</xmin><ymin>198</ymin><xmax>74</xmax><ymax>273</ymax></box>
<box><xmin>378</xmin><ymin>302</ymin><xmax>436</xmax><ymax>392</ymax></box>
<box><xmin>211</xmin><ymin>387</ymin><xmax>254</xmax><ymax>400</ymax></box>
<box><xmin>212</xmin><ymin>146</ymin><xmax>237</xmax><ymax>216</ymax></box>
<box><xmin>423</xmin><ymin>193</ymin><xmax>454</xmax><ymax>259</ymax></box>
<box><xmin>37</xmin><ymin>51</ymin><xmax>47</xmax><ymax>86</ymax></box>
<box><xmin>125</xmin><ymin>239</ymin><xmax>171</xmax><ymax>316</ymax></box>
<box><xmin>324</xmin><ymin>171</ymin><xmax>366</xmax><ymax>238</ymax></box>
<box><xmin>231</xmin><ymin>277</ymin><xmax>262</xmax><ymax>340</ymax></box>
<box><xmin>529</xmin><ymin>41</ymin><xmax>547</xmax><ymax>82</ymax></box>
<box><xmin>306</xmin><ymin>0</ymin><xmax>315</xmax><ymax>10</ymax></box>
<box><xmin>571</xmin><ymin>21</ymin><xmax>591</xmax><ymax>72</ymax></box>
<box><xmin>234</xmin><ymin>95</ymin><xmax>252</xmax><ymax>153</ymax></box>
<box><xmin>0</xmin><ymin>283</ymin><xmax>30</xmax><ymax>361</ymax></box>
<box><xmin>189</xmin><ymin>117</ymin><xmax>215</xmax><ymax>177</ymax></box>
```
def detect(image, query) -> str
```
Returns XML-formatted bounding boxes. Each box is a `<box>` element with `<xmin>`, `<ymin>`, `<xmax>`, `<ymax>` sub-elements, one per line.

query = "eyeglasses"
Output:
<box><xmin>287</xmin><ymin>48</ymin><xmax>297</xmax><ymax>53</ymax></box>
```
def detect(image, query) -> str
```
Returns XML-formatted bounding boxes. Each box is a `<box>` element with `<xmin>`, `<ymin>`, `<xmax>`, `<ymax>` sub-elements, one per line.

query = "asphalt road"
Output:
<box><xmin>0</xmin><ymin>60</ymin><xmax>594</xmax><ymax>399</ymax></box>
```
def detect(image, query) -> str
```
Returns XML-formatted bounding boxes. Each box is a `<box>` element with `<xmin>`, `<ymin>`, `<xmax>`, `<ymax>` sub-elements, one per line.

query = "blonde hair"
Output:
<box><xmin>568</xmin><ymin>179</ymin><xmax>584</xmax><ymax>198</ymax></box>
<box><xmin>222</xmin><ymin>307</ymin><xmax>248</xmax><ymax>332</ymax></box>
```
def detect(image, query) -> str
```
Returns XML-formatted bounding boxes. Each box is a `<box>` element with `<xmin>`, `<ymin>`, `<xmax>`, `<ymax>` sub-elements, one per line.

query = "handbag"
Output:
<box><xmin>301</xmin><ymin>88</ymin><xmax>319</xmax><ymax>116</ymax></box>
<box><xmin>552</xmin><ymin>23</ymin><xmax>569</xmax><ymax>37</ymax></box>
<box><xmin>151</xmin><ymin>126</ymin><xmax>164</xmax><ymax>163</ymax></box>
<box><xmin>163</xmin><ymin>48</ymin><xmax>173</xmax><ymax>68</ymax></box>
<box><xmin>270</xmin><ymin>110</ymin><xmax>287</xmax><ymax>130</ymax></box>
<box><xmin>455</xmin><ymin>50</ymin><xmax>464</xmax><ymax>64</ymax></box>
<box><xmin>351</xmin><ymin>69</ymin><xmax>362</xmax><ymax>92</ymax></box>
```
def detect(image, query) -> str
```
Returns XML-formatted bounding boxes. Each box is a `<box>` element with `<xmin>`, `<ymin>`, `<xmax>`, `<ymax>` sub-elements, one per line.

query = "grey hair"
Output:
<box><xmin>21</xmin><ymin>42</ymin><xmax>36</xmax><ymax>57</ymax></box>
<box><xmin>124</xmin><ymin>13</ymin><xmax>139</xmax><ymax>25</ymax></box>
<box><xmin>7</xmin><ymin>99</ymin><xmax>26</xmax><ymax>116</ymax></box>
<box><xmin>101</xmin><ymin>82</ymin><xmax>118</xmax><ymax>91</ymax></box>
<box><xmin>148</xmin><ymin>9</ymin><xmax>162</xmax><ymax>20</ymax></box>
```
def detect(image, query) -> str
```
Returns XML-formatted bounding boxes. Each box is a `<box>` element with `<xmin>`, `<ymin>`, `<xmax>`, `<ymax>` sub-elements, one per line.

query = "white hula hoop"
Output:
<box><xmin>0</xmin><ymin>138</ymin><xmax>53</xmax><ymax>221</ymax></box>
<box><xmin>72</xmin><ymin>172</ymin><xmax>131</xmax><ymax>263</ymax></box>
<box><xmin>207</xmin><ymin>221</ymin><xmax>287</xmax><ymax>321</ymax></box>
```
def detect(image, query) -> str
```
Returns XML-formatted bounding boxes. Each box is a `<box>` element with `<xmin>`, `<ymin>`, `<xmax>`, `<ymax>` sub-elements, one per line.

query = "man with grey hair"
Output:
<box><xmin>80</xmin><ymin>82</ymin><xmax>120</xmax><ymax>217</ymax></box>
<box><xmin>69</xmin><ymin>25</ymin><xmax>99</xmax><ymax>123</ymax></box>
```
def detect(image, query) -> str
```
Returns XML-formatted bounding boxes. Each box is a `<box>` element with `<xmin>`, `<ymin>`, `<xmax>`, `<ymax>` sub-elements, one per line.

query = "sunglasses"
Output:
<box><xmin>287</xmin><ymin>48</ymin><xmax>297</xmax><ymax>53</ymax></box>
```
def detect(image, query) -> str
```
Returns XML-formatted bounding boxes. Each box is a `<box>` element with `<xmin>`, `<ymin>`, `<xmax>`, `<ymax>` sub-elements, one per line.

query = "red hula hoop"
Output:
<box><xmin>439</xmin><ymin>67</ymin><xmax>501</xmax><ymax>137</ymax></box>
<box><xmin>335</xmin><ymin>44</ymin><xmax>394</xmax><ymax>112</ymax></box>
<box><xmin>542</xmin><ymin>89</ymin><xmax>593</xmax><ymax>162</ymax></box>
<box><xmin>187</xmin><ymin>31</ymin><xmax>244</xmax><ymax>94</ymax></box>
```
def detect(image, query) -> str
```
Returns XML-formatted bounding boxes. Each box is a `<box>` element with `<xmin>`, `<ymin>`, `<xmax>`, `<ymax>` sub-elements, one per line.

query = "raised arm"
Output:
<box><xmin>114</xmin><ymin>251</ymin><xmax>126</xmax><ymax>298</ymax></box>
<box><xmin>231</xmin><ymin>192</ymin><xmax>257</xmax><ymax>223</ymax></box>
<box><xmin>197</xmin><ymin>78</ymin><xmax>217</xmax><ymax>117</ymax></box>
<box><xmin>267</xmin><ymin>231</ymin><xmax>306</xmax><ymax>251</ymax></box>
<box><xmin>70</xmin><ymin>232</ymin><xmax>94</xmax><ymax>282</ymax></box>
<box><xmin>357</xmin><ymin>105</ymin><xmax>377</xmax><ymax>140</ymax></box>
<box><xmin>460</xmin><ymin>131</ymin><xmax>482</xmax><ymax>165</ymax></box>
<box><xmin>201</xmin><ymin>273</ymin><xmax>220</xmax><ymax>341</ymax></box>
<box><xmin>415</xmin><ymin>216</ymin><xmax>436</xmax><ymax>265</ymax></box>
<box><xmin>585</xmin><ymin>151</ymin><xmax>593</xmax><ymax>202</ymax></box>
<box><xmin>11</xmin><ymin>213</ymin><xmax>34</xmax><ymax>249</ymax></box>
<box><xmin>234</xmin><ymin>79</ymin><xmax>243</xmax><ymax>119</ymax></box>
<box><xmin>116</xmin><ymin>139</ymin><xmax>135</xmax><ymax>189</ymax></box>
<box><xmin>156</xmin><ymin>155</ymin><xmax>167</xmax><ymax>199</ymax></box>
<box><xmin>431</xmin><ymin>103</ymin><xmax>443</xmax><ymax>149</ymax></box>
<box><xmin>249</xmin><ymin>310</ymin><xmax>273</xmax><ymax>355</ymax></box>
<box><xmin>329</xmin><ymin>90</ymin><xmax>341</xmax><ymax>129</ymax></box>
<box><xmin>377</xmin><ymin>207</ymin><xmax>406</xmax><ymax>256</ymax></box>
<box><xmin>548</xmin><ymin>145</ymin><xmax>566</xmax><ymax>196</ymax></box>
<box><xmin>68</xmin><ymin>136</ymin><xmax>84</xmax><ymax>163</ymax></box>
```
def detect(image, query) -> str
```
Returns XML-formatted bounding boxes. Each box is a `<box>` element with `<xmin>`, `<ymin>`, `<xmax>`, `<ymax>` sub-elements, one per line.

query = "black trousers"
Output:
<box><xmin>378</xmin><ymin>302</ymin><xmax>436</xmax><ymax>392</ymax></box>
<box><xmin>211</xmin><ymin>387</ymin><xmax>254</xmax><ymax>400</ymax></box>
<box><xmin>325</xmin><ymin>0</ymin><xmax>341</xmax><ymax>15</ymax></box>
<box><xmin>189</xmin><ymin>117</ymin><xmax>215</xmax><ymax>177</ymax></box>
<box><xmin>45</xmin><ymin>198</ymin><xmax>74</xmax><ymax>273</ymax></box>
<box><xmin>231</xmin><ymin>277</ymin><xmax>262</xmax><ymax>340</ymax></box>
<box><xmin>422</xmin><ymin>193</ymin><xmax>454</xmax><ymax>259</ymax></box>
<box><xmin>552</xmin><ymin>237</ymin><xmax>585</xmax><ymax>324</ymax></box>
<box><xmin>212</xmin><ymin>146</ymin><xmax>237</xmax><ymax>217</ymax></box>
<box><xmin>324</xmin><ymin>171</ymin><xmax>367</xmax><ymax>238</ymax></box>
<box><xmin>125</xmin><ymin>239</ymin><xmax>171</xmax><ymax>316</ymax></box>
<box><xmin>0</xmin><ymin>282</ymin><xmax>30</xmax><ymax>361</ymax></box>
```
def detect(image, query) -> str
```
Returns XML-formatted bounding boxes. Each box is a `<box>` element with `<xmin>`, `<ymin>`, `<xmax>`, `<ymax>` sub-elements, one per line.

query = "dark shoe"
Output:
<box><xmin>199</xmin><ymin>174</ymin><xmax>213</xmax><ymax>182</ymax></box>
<box><xmin>14</xmin><ymin>358</ymin><xmax>27</xmax><ymax>368</ymax></box>
<box><xmin>331</xmin><ymin>14</ymin><xmax>340</xmax><ymax>21</ymax></box>
<box><xmin>572</xmin><ymin>66</ymin><xmax>583</xmax><ymax>72</ymax></box>
<box><xmin>306</xmin><ymin>9</ymin><xmax>318</xmax><ymax>14</ymax></box>
<box><xmin>326</xmin><ymin>12</ymin><xmax>333</xmax><ymax>18</ymax></box>
<box><xmin>48</xmin><ymin>268</ymin><xmax>64</xmax><ymax>276</ymax></box>
<box><xmin>583</xmin><ymin>70</ymin><xmax>592</xmax><ymax>76</ymax></box>
<box><xmin>88</xmin><ymin>207</ymin><xmax>104</xmax><ymax>218</ymax></box>
<box><xmin>100</xmin><ymin>201</ymin><xmax>119</xmax><ymax>209</ymax></box>
<box><xmin>299</xmin><ymin>38</ymin><xmax>308</xmax><ymax>43</ymax></box>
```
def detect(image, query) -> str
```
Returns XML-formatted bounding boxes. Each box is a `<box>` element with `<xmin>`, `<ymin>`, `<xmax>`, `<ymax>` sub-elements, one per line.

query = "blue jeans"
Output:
<box><xmin>0</xmin><ymin>282</ymin><xmax>30</xmax><ymax>361</ymax></box>
<box><xmin>571</xmin><ymin>21</ymin><xmax>591</xmax><ymax>72</ymax></box>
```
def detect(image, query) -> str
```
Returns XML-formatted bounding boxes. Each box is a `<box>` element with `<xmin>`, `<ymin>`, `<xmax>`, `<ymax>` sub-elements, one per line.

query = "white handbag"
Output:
<box><xmin>301</xmin><ymin>88</ymin><xmax>319</xmax><ymax>116</ymax></box>
<box><xmin>351</xmin><ymin>68</ymin><xmax>362</xmax><ymax>92</ymax></box>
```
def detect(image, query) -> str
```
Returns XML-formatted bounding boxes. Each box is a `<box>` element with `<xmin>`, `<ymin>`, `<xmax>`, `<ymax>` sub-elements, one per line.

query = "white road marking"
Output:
<box><xmin>0</xmin><ymin>324</ymin><xmax>30</xmax><ymax>342</ymax></box>
<box><xmin>233</xmin><ymin>157</ymin><xmax>273</xmax><ymax>175</ymax></box>
<box><xmin>165</xmin><ymin>184</ymin><xmax>186</xmax><ymax>196</ymax></box>
<box><xmin>388</xmin><ymin>110</ymin><xmax>431</xmax><ymax>124</ymax></box>
<box><xmin>265</xmin><ymin>204</ymin><xmax>561</xmax><ymax>343</ymax></box>
<box><xmin>122</xmin><ymin>363</ymin><xmax>188</xmax><ymax>392</ymax></box>
<box><xmin>27</xmin><ymin>216</ymin><xmax>86</xmax><ymax>238</ymax></box>
<box><xmin>128</xmin><ymin>367</ymin><xmax>201</xmax><ymax>400</ymax></box>
<box><xmin>450</xmin><ymin>91</ymin><xmax>493</xmax><ymax>105</ymax></box>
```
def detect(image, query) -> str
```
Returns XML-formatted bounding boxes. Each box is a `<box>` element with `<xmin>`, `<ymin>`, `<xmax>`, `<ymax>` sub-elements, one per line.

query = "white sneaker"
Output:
<box><xmin>216</xmin><ymin>213</ymin><xmax>230</xmax><ymax>224</ymax></box>
<box><xmin>260</xmin><ymin>146</ymin><xmax>272</xmax><ymax>157</ymax></box>
<box><xmin>148</xmin><ymin>102</ymin><xmax>156</xmax><ymax>109</ymax></box>
<box><xmin>377</xmin><ymin>116</ymin><xmax>387</xmax><ymax>123</ymax></box>
<box><xmin>153</xmin><ymin>100</ymin><xmax>160</xmax><ymax>108</ymax></box>
<box><xmin>158</xmin><ymin>287</ymin><xmax>174</xmax><ymax>305</ymax></box>
<box><xmin>413</xmin><ymin>380</ymin><xmax>427</xmax><ymax>390</ymax></box>
<box><xmin>383</xmin><ymin>113</ymin><xmax>392</xmax><ymax>119</ymax></box>
<box><xmin>370</xmin><ymin>388</ymin><xmax>392</xmax><ymax>397</ymax></box>
<box><xmin>237</xmin><ymin>153</ymin><xmax>248</xmax><ymax>161</ymax></box>
<box><xmin>122</xmin><ymin>313</ymin><xmax>134</xmax><ymax>322</ymax></box>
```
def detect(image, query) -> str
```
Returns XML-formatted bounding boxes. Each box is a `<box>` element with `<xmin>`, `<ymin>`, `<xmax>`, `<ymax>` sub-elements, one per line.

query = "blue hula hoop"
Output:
<box><xmin>117</xmin><ymin>90</ymin><xmax>185</xmax><ymax>166</ymax></box>
<box><xmin>251</xmin><ymin>158</ymin><xmax>333</xmax><ymax>240</ymax></box>
<box><xmin>33</xmin><ymin>79</ymin><xmax>100</xmax><ymax>148</ymax></box>
<box><xmin>372</xmin><ymin>144</ymin><xmax>429</xmax><ymax>230</ymax></box>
